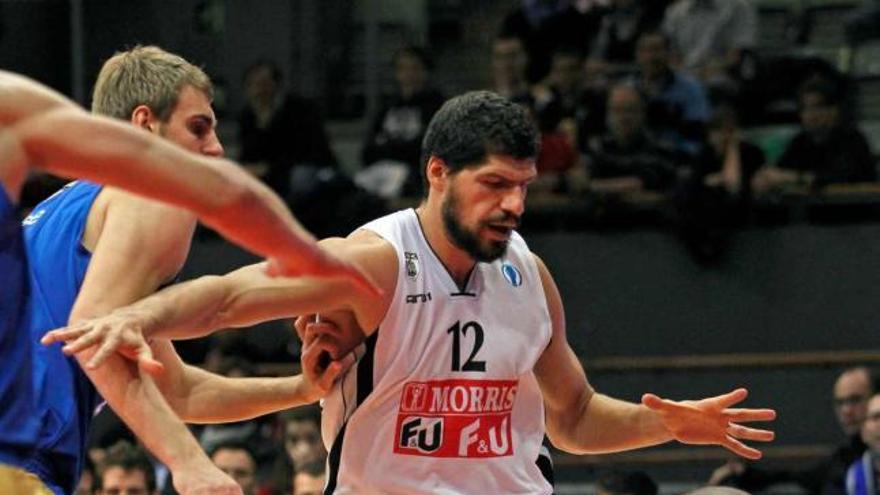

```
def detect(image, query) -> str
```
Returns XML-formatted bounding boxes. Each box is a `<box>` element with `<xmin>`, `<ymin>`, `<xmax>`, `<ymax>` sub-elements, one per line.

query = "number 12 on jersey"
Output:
<box><xmin>447</xmin><ymin>320</ymin><xmax>486</xmax><ymax>372</ymax></box>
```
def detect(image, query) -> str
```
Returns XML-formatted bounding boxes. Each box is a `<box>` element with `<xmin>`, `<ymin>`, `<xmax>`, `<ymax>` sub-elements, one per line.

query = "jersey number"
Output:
<box><xmin>447</xmin><ymin>321</ymin><xmax>486</xmax><ymax>372</ymax></box>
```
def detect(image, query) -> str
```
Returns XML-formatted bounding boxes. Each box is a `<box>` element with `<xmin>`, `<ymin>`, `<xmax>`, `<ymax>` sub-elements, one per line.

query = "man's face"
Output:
<box><xmin>440</xmin><ymin>155</ymin><xmax>535</xmax><ymax>262</ymax></box>
<box><xmin>636</xmin><ymin>34</ymin><xmax>668</xmax><ymax>78</ymax></box>
<box><xmin>800</xmin><ymin>92</ymin><xmax>839</xmax><ymax>140</ymax></box>
<box><xmin>548</xmin><ymin>53</ymin><xmax>582</xmax><ymax>94</ymax></box>
<box><xmin>244</xmin><ymin>65</ymin><xmax>278</xmax><ymax>108</ymax></box>
<box><xmin>395</xmin><ymin>53</ymin><xmax>428</xmax><ymax>96</ymax></box>
<box><xmin>492</xmin><ymin>39</ymin><xmax>527</xmax><ymax>82</ymax></box>
<box><xmin>293</xmin><ymin>472</ymin><xmax>326</xmax><ymax>495</ymax></box>
<box><xmin>607</xmin><ymin>87</ymin><xmax>644</xmax><ymax>142</ymax></box>
<box><xmin>862</xmin><ymin>395</ymin><xmax>880</xmax><ymax>452</ymax></box>
<box><xmin>98</xmin><ymin>467</ymin><xmax>152</xmax><ymax>495</ymax></box>
<box><xmin>833</xmin><ymin>369</ymin><xmax>872</xmax><ymax>436</ymax></box>
<box><xmin>285</xmin><ymin>420</ymin><xmax>326</xmax><ymax>467</ymax></box>
<box><xmin>211</xmin><ymin>448</ymin><xmax>256</xmax><ymax>495</ymax></box>
<box><xmin>157</xmin><ymin>85</ymin><xmax>223</xmax><ymax>157</ymax></box>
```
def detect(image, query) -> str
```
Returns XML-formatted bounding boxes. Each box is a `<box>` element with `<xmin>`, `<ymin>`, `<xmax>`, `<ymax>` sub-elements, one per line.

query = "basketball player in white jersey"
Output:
<box><xmin>47</xmin><ymin>91</ymin><xmax>776</xmax><ymax>495</ymax></box>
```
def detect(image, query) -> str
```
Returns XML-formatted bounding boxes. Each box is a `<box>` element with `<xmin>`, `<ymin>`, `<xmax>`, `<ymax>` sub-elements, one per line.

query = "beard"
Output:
<box><xmin>441</xmin><ymin>185</ymin><xmax>518</xmax><ymax>262</ymax></box>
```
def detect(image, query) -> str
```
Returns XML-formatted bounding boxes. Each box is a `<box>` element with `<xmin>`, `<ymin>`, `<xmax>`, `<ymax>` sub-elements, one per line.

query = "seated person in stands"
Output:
<box><xmin>94</xmin><ymin>442</ymin><xmax>158</xmax><ymax>495</ymax></box>
<box><xmin>361</xmin><ymin>46</ymin><xmax>446</xmax><ymax>198</ymax></box>
<box><xmin>238</xmin><ymin>60</ymin><xmax>338</xmax><ymax>199</ymax></box>
<box><xmin>630</xmin><ymin>31</ymin><xmax>711</xmax><ymax>155</ymax></box>
<box><xmin>591</xmin><ymin>0</ymin><xmax>669</xmax><ymax>65</ymax></box>
<box><xmin>711</xmin><ymin>367</ymin><xmax>875</xmax><ymax>495</ymax></box>
<box><xmin>697</xmin><ymin>103</ymin><xmax>765</xmax><ymax>217</ymax></box>
<box><xmin>846</xmin><ymin>391</ymin><xmax>880</xmax><ymax>495</ymax></box>
<box><xmin>292</xmin><ymin>460</ymin><xmax>326</xmax><ymax>495</ymax></box>
<box><xmin>753</xmin><ymin>78</ymin><xmax>876</xmax><ymax>192</ymax></box>
<box><xmin>490</xmin><ymin>34</ymin><xmax>532</xmax><ymax>102</ymax></box>
<box><xmin>582</xmin><ymin>83</ymin><xmax>679</xmax><ymax>195</ymax></box>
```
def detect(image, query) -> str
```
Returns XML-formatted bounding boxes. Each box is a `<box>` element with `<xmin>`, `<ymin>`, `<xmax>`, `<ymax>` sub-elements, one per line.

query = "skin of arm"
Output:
<box><xmin>531</xmin><ymin>254</ymin><xmax>673</xmax><ymax>454</ymax></box>
<box><xmin>68</xmin><ymin>192</ymin><xmax>224</xmax><ymax>480</ymax></box>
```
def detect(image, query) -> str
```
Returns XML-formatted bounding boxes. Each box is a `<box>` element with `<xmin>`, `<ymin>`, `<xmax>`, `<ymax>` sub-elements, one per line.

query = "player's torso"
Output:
<box><xmin>322</xmin><ymin>209</ymin><xmax>554</xmax><ymax>495</ymax></box>
<box><xmin>19</xmin><ymin>180</ymin><xmax>104</xmax><ymax>493</ymax></box>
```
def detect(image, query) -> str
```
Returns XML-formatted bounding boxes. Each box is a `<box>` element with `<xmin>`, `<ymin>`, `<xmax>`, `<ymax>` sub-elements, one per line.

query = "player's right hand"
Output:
<box><xmin>173</xmin><ymin>462</ymin><xmax>242</xmax><ymax>495</ymax></box>
<box><xmin>40</xmin><ymin>308</ymin><xmax>165</xmax><ymax>376</ymax></box>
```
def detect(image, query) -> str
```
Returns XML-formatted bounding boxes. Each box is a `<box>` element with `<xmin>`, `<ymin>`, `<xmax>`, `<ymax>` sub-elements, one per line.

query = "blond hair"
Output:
<box><xmin>91</xmin><ymin>45</ymin><xmax>212</xmax><ymax>121</ymax></box>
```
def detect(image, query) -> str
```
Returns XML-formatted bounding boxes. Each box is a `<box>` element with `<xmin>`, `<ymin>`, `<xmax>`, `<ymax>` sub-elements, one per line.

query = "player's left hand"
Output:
<box><xmin>642</xmin><ymin>388</ymin><xmax>776</xmax><ymax>460</ymax></box>
<box><xmin>298</xmin><ymin>327</ymin><xmax>355</xmax><ymax>403</ymax></box>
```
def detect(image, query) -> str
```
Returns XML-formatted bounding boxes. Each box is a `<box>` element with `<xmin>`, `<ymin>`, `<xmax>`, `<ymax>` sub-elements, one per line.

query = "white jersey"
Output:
<box><xmin>321</xmin><ymin>209</ymin><xmax>554</xmax><ymax>495</ymax></box>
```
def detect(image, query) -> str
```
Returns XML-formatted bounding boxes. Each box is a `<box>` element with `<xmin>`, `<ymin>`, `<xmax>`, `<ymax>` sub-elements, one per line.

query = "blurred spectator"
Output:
<box><xmin>590</xmin><ymin>0</ymin><xmax>668</xmax><ymax>64</ymax></box>
<box><xmin>631</xmin><ymin>31</ymin><xmax>711</xmax><ymax>154</ymax></box>
<box><xmin>661</xmin><ymin>0</ymin><xmax>757</xmax><ymax>85</ymax></box>
<box><xmin>499</xmin><ymin>0</ymin><xmax>604</xmax><ymax>82</ymax></box>
<box><xmin>711</xmin><ymin>366</ymin><xmax>876</xmax><ymax>495</ymax></box>
<box><xmin>677</xmin><ymin>103</ymin><xmax>765</xmax><ymax>263</ymax></box>
<box><xmin>584</xmin><ymin>83</ymin><xmax>679</xmax><ymax>194</ymax></box>
<box><xmin>292</xmin><ymin>460</ymin><xmax>326</xmax><ymax>495</ymax></box>
<box><xmin>847</xmin><ymin>0</ymin><xmax>880</xmax><ymax>44</ymax></box>
<box><xmin>688</xmin><ymin>488</ymin><xmax>750</xmax><ymax>495</ymax></box>
<box><xmin>360</xmin><ymin>46</ymin><xmax>445</xmax><ymax>198</ymax></box>
<box><xmin>597</xmin><ymin>470</ymin><xmax>658</xmax><ymax>495</ymax></box>
<box><xmin>74</xmin><ymin>456</ymin><xmax>95</xmax><ymax>495</ymax></box>
<box><xmin>846</xmin><ymin>392</ymin><xmax>880</xmax><ymax>495</ymax></box>
<box><xmin>282</xmin><ymin>406</ymin><xmax>326</xmax><ymax>469</ymax></box>
<box><xmin>94</xmin><ymin>441</ymin><xmax>158</xmax><ymax>495</ymax></box>
<box><xmin>238</xmin><ymin>60</ymin><xmax>338</xmax><ymax>199</ymax></box>
<box><xmin>491</xmin><ymin>34</ymin><xmax>532</xmax><ymax>102</ymax></box>
<box><xmin>753</xmin><ymin>78</ymin><xmax>876</xmax><ymax>193</ymax></box>
<box><xmin>210</xmin><ymin>440</ymin><xmax>257</xmax><ymax>495</ymax></box>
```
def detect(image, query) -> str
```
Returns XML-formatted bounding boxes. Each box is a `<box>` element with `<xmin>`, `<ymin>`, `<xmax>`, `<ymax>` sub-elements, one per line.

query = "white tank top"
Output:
<box><xmin>321</xmin><ymin>209</ymin><xmax>554</xmax><ymax>494</ymax></box>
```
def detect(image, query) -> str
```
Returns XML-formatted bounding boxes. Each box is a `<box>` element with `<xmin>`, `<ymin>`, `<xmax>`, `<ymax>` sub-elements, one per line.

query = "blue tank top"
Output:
<box><xmin>0</xmin><ymin>187</ymin><xmax>42</xmax><ymax>461</ymax></box>
<box><xmin>19</xmin><ymin>180</ymin><xmax>103</xmax><ymax>495</ymax></box>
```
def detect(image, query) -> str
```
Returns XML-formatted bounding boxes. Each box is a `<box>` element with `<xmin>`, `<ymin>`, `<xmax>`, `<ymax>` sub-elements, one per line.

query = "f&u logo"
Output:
<box><xmin>399</xmin><ymin>417</ymin><xmax>443</xmax><ymax>454</ymax></box>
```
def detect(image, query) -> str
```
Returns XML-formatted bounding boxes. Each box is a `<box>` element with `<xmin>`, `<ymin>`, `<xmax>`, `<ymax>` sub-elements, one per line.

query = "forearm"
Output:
<box><xmin>169</xmin><ymin>366</ymin><xmax>314</xmax><ymax>423</ymax></box>
<box><xmin>77</xmin><ymin>349</ymin><xmax>213</xmax><ymax>473</ymax></box>
<box><xmin>547</xmin><ymin>393</ymin><xmax>672</xmax><ymax>454</ymax></box>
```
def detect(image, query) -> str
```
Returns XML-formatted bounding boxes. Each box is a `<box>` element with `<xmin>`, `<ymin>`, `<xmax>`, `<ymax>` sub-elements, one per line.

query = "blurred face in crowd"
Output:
<box><xmin>861</xmin><ymin>394</ymin><xmax>880</xmax><ymax>453</ymax></box>
<box><xmin>834</xmin><ymin>368</ymin><xmax>873</xmax><ymax>436</ymax></box>
<box><xmin>73</xmin><ymin>468</ymin><xmax>94</xmax><ymax>495</ymax></box>
<box><xmin>212</xmin><ymin>448</ymin><xmax>256</xmax><ymax>495</ymax></box>
<box><xmin>607</xmin><ymin>85</ymin><xmax>645</xmax><ymax>143</ymax></box>
<box><xmin>97</xmin><ymin>467</ymin><xmax>155</xmax><ymax>495</ymax></box>
<box><xmin>492</xmin><ymin>38</ymin><xmax>528</xmax><ymax>87</ymax></box>
<box><xmin>285</xmin><ymin>419</ymin><xmax>326</xmax><ymax>467</ymax></box>
<box><xmin>395</xmin><ymin>51</ymin><xmax>429</xmax><ymax>98</ymax></box>
<box><xmin>293</xmin><ymin>471</ymin><xmax>326</xmax><ymax>495</ymax></box>
<box><xmin>154</xmin><ymin>85</ymin><xmax>224</xmax><ymax>157</ymax></box>
<box><xmin>439</xmin><ymin>155</ymin><xmax>533</xmax><ymax>262</ymax></box>
<box><xmin>636</xmin><ymin>33</ymin><xmax>669</xmax><ymax>80</ymax></box>
<box><xmin>800</xmin><ymin>91</ymin><xmax>839</xmax><ymax>141</ymax></box>
<box><xmin>548</xmin><ymin>52</ymin><xmax>583</xmax><ymax>94</ymax></box>
<box><xmin>244</xmin><ymin>64</ymin><xmax>279</xmax><ymax>110</ymax></box>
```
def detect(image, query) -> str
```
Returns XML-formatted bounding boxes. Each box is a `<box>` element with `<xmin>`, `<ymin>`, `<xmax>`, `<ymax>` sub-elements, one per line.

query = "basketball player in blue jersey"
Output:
<box><xmin>51</xmin><ymin>91</ymin><xmax>777</xmax><ymax>495</ymax></box>
<box><xmin>0</xmin><ymin>61</ymin><xmax>370</xmax><ymax>494</ymax></box>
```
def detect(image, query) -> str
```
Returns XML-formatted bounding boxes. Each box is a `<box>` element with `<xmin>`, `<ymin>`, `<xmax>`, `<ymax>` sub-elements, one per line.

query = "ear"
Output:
<box><xmin>131</xmin><ymin>105</ymin><xmax>158</xmax><ymax>133</ymax></box>
<box><xmin>425</xmin><ymin>156</ymin><xmax>448</xmax><ymax>193</ymax></box>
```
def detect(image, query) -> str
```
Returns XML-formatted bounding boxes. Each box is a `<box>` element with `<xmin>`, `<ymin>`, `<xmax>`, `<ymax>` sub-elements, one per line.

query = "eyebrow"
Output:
<box><xmin>188</xmin><ymin>114</ymin><xmax>216</xmax><ymax>128</ymax></box>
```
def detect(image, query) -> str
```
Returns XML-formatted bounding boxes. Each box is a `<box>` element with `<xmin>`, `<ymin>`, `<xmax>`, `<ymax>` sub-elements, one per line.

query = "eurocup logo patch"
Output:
<box><xmin>405</xmin><ymin>252</ymin><xmax>420</xmax><ymax>279</ymax></box>
<box><xmin>501</xmin><ymin>262</ymin><xmax>522</xmax><ymax>287</ymax></box>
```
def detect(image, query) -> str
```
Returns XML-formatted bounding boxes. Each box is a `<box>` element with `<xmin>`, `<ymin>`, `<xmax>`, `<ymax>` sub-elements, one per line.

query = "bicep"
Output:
<box><xmin>69</xmin><ymin>194</ymin><xmax>195</xmax><ymax>322</ymax></box>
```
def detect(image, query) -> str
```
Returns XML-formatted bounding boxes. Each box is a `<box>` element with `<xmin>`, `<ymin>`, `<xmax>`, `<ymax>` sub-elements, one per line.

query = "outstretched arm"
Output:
<box><xmin>532</xmin><ymin>254</ymin><xmax>776</xmax><ymax>459</ymax></box>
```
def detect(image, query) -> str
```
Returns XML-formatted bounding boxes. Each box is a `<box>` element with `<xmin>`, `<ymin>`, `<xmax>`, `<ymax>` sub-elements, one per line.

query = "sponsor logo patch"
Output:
<box><xmin>394</xmin><ymin>379</ymin><xmax>517</xmax><ymax>458</ymax></box>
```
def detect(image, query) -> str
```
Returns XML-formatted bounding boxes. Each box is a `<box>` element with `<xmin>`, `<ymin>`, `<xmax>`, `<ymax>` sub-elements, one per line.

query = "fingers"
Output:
<box><xmin>264</xmin><ymin>258</ymin><xmax>282</xmax><ymax>278</ymax></box>
<box><xmin>84</xmin><ymin>333</ymin><xmax>123</xmax><ymax>370</ymax></box>
<box><xmin>293</xmin><ymin>315</ymin><xmax>315</xmax><ymax>342</ymax></box>
<box><xmin>41</xmin><ymin>326</ymin><xmax>86</xmax><ymax>345</ymax></box>
<box><xmin>136</xmin><ymin>345</ymin><xmax>165</xmax><ymax>378</ymax></box>
<box><xmin>721</xmin><ymin>435</ymin><xmax>763</xmax><ymax>460</ymax></box>
<box><xmin>724</xmin><ymin>408</ymin><xmax>777</xmax><ymax>423</ymax></box>
<box><xmin>712</xmin><ymin>388</ymin><xmax>749</xmax><ymax>408</ymax></box>
<box><xmin>727</xmin><ymin>423</ymin><xmax>774</xmax><ymax>442</ymax></box>
<box><xmin>60</xmin><ymin>328</ymin><xmax>105</xmax><ymax>355</ymax></box>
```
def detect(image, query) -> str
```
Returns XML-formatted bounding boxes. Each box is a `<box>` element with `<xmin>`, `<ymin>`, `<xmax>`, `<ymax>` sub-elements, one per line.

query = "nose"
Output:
<box><xmin>203</xmin><ymin>130</ymin><xmax>224</xmax><ymax>157</ymax></box>
<box><xmin>500</xmin><ymin>186</ymin><xmax>526</xmax><ymax>218</ymax></box>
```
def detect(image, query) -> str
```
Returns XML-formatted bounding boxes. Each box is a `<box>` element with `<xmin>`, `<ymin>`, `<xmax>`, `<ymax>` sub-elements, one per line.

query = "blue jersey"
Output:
<box><xmin>0</xmin><ymin>187</ymin><xmax>42</xmax><ymax>464</ymax></box>
<box><xmin>18</xmin><ymin>180</ymin><xmax>103</xmax><ymax>495</ymax></box>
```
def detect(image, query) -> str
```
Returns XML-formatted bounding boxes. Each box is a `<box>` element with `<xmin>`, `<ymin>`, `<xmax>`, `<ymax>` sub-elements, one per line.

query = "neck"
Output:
<box><xmin>415</xmin><ymin>202</ymin><xmax>476</xmax><ymax>288</ymax></box>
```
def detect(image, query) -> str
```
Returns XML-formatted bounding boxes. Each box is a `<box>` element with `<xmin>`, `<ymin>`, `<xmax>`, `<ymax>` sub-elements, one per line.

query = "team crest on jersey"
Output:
<box><xmin>501</xmin><ymin>262</ymin><xmax>522</xmax><ymax>287</ymax></box>
<box><xmin>404</xmin><ymin>251</ymin><xmax>420</xmax><ymax>279</ymax></box>
<box><xmin>394</xmin><ymin>379</ymin><xmax>517</xmax><ymax>458</ymax></box>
